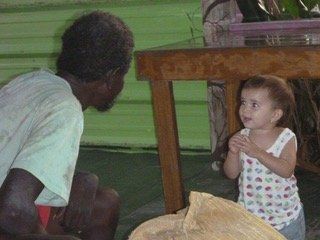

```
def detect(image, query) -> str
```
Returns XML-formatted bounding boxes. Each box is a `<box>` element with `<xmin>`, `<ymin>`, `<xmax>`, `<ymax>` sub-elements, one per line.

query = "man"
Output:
<box><xmin>0</xmin><ymin>10</ymin><xmax>134</xmax><ymax>240</ymax></box>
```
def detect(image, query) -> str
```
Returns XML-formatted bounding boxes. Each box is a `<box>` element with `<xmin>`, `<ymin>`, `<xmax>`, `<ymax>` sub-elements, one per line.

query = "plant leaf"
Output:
<box><xmin>303</xmin><ymin>0</ymin><xmax>319</xmax><ymax>11</ymax></box>
<box><xmin>280</xmin><ymin>0</ymin><xmax>300</xmax><ymax>17</ymax></box>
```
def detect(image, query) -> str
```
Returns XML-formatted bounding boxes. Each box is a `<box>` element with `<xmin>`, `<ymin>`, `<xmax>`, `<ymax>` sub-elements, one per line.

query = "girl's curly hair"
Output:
<box><xmin>57</xmin><ymin>11</ymin><xmax>134</xmax><ymax>82</ymax></box>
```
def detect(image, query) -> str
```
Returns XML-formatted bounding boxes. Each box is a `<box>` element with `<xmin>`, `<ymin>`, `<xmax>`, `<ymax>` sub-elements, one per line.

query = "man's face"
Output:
<box><xmin>89</xmin><ymin>73</ymin><xmax>124</xmax><ymax>112</ymax></box>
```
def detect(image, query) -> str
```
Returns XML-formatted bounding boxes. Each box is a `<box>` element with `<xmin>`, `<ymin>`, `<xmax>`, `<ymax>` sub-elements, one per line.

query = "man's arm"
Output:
<box><xmin>0</xmin><ymin>168</ymin><xmax>82</xmax><ymax>240</ymax></box>
<box><xmin>0</xmin><ymin>168</ymin><xmax>44</xmax><ymax>235</ymax></box>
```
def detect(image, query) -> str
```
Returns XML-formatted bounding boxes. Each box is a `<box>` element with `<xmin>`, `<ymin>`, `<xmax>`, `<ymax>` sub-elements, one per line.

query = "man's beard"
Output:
<box><xmin>96</xmin><ymin>99</ymin><xmax>116</xmax><ymax>112</ymax></box>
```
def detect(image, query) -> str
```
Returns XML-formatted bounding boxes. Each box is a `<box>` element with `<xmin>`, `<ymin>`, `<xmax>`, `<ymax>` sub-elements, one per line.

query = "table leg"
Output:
<box><xmin>150</xmin><ymin>80</ymin><xmax>185</xmax><ymax>214</ymax></box>
<box><xmin>226</xmin><ymin>80</ymin><xmax>241</xmax><ymax>135</ymax></box>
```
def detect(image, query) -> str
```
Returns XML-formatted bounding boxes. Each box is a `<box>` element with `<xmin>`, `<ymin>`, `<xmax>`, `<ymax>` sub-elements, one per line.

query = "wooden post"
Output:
<box><xmin>150</xmin><ymin>80</ymin><xmax>185</xmax><ymax>213</ymax></box>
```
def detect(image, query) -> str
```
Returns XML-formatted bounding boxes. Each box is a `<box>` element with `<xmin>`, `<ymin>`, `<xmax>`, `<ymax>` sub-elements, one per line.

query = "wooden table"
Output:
<box><xmin>134</xmin><ymin>29</ymin><xmax>320</xmax><ymax>214</ymax></box>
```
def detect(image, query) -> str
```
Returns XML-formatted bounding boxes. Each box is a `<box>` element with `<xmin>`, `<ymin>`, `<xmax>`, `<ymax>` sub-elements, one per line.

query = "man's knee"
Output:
<box><xmin>0</xmin><ymin>202</ymin><xmax>38</xmax><ymax>235</ymax></box>
<box><xmin>85</xmin><ymin>187</ymin><xmax>120</xmax><ymax>238</ymax></box>
<box><xmin>100</xmin><ymin>188</ymin><xmax>120</xmax><ymax>209</ymax></box>
<box><xmin>73</xmin><ymin>171</ymin><xmax>99</xmax><ymax>188</ymax></box>
<box><xmin>95</xmin><ymin>187</ymin><xmax>120</xmax><ymax>217</ymax></box>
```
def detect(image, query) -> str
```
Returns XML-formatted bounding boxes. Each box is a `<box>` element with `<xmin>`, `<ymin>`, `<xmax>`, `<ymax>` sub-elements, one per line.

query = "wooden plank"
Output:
<box><xmin>136</xmin><ymin>47</ymin><xmax>320</xmax><ymax>81</ymax></box>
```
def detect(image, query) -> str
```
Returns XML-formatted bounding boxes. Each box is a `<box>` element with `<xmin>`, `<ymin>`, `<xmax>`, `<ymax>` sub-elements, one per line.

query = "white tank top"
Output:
<box><xmin>237</xmin><ymin>128</ymin><xmax>302</xmax><ymax>230</ymax></box>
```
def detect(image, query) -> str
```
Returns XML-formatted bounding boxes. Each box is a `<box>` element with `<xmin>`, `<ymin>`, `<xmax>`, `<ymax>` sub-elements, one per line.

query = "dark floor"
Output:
<box><xmin>77</xmin><ymin>148</ymin><xmax>320</xmax><ymax>240</ymax></box>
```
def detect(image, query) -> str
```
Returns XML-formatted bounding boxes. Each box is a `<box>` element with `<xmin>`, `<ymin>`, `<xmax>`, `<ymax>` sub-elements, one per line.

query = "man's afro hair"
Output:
<box><xmin>57</xmin><ymin>11</ymin><xmax>134</xmax><ymax>82</ymax></box>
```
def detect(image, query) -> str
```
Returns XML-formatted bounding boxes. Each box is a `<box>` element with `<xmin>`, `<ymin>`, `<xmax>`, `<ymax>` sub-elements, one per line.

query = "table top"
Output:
<box><xmin>137</xmin><ymin>28</ymin><xmax>320</xmax><ymax>53</ymax></box>
<box><xmin>135</xmin><ymin>28</ymin><xmax>320</xmax><ymax>81</ymax></box>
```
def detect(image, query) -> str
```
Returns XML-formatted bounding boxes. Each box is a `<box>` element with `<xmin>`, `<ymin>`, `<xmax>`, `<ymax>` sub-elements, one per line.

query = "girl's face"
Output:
<box><xmin>239</xmin><ymin>88</ymin><xmax>281</xmax><ymax>130</ymax></box>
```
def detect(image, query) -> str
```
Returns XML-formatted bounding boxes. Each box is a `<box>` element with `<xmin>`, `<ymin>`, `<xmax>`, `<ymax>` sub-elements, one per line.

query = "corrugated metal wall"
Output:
<box><xmin>0</xmin><ymin>0</ymin><xmax>211</xmax><ymax>150</ymax></box>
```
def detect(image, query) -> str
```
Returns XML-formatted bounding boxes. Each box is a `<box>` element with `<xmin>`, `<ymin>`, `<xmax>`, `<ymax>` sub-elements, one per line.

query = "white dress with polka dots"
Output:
<box><xmin>237</xmin><ymin>128</ymin><xmax>302</xmax><ymax>230</ymax></box>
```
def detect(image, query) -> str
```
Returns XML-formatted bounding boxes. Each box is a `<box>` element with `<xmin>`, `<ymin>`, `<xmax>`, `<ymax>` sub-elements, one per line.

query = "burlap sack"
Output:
<box><xmin>128</xmin><ymin>191</ymin><xmax>286</xmax><ymax>240</ymax></box>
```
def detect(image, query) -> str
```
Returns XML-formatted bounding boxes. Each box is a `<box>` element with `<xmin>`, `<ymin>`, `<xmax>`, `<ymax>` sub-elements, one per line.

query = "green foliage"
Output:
<box><xmin>279</xmin><ymin>0</ymin><xmax>320</xmax><ymax>18</ymax></box>
<box><xmin>303</xmin><ymin>0</ymin><xmax>320</xmax><ymax>10</ymax></box>
<box><xmin>280</xmin><ymin>0</ymin><xmax>300</xmax><ymax>18</ymax></box>
<box><xmin>185</xmin><ymin>6</ymin><xmax>202</xmax><ymax>38</ymax></box>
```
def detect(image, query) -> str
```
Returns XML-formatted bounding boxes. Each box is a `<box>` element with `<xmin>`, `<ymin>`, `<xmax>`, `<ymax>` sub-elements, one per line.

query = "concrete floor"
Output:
<box><xmin>77</xmin><ymin>148</ymin><xmax>320</xmax><ymax>240</ymax></box>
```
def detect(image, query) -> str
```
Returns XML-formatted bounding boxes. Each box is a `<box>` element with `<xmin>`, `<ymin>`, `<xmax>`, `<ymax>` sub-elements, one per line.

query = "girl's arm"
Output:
<box><xmin>224</xmin><ymin>151</ymin><xmax>242</xmax><ymax>179</ymax></box>
<box><xmin>240</xmin><ymin>136</ymin><xmax>296</xmax><ymax>178</ymax></box>
<box><xmin>223</xmin><ymin>133</ymin><xmax>243</xmax><ymax>179</ymax></box>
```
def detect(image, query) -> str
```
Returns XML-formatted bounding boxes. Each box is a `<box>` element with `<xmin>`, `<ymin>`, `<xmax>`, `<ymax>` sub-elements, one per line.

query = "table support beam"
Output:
<box><xmin>150</xmin><ymin>81</ymin><xmax>185</xmax><ymax>213</ymax></box>
<box><xmin>226</xmin><ymin>80</ymin><xmax>241</xmax><ymax>135</ymax></box>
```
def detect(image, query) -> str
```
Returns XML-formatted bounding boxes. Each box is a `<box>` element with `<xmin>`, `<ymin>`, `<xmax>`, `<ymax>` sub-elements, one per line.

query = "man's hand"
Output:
<box><xmin>62</xmin><ymin>171</ymin><xmax>99</xmax><ymax>232</ymax></box>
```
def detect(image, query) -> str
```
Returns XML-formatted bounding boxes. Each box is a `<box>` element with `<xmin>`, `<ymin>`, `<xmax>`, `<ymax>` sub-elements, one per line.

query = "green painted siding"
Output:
<box><xmin>0</xmin><ymin>0</ymin><xmax>211</xmax><ymax>149</ymax></box>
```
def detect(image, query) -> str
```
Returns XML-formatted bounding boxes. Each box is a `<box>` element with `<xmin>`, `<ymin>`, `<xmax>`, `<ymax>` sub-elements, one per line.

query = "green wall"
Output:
<box><xmin>0</xmin><ymin>0</ymin><xmax>211</xmax><ymax>150</ymax></box>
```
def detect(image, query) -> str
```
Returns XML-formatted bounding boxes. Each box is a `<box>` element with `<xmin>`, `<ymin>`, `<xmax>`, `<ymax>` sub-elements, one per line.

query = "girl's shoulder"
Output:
<box><xmin>273</xmin><ymin>127</ymin><xmax>297</xmax><ymax>152</ymax></box>
<box><xmin>277</xmin><ymin>127</ymin><xmax>296</xmax><ymax>139</ymax></box>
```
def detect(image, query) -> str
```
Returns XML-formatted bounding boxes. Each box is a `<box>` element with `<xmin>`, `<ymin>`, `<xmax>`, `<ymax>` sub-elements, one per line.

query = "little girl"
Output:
<box><xmin>223</xmin><ymin>75</ymin><xmax>305</xmax><ymax>240</ymax></box>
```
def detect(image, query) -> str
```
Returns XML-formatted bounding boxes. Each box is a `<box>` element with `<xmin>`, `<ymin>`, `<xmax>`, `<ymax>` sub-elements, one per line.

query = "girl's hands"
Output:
<box><xmin>228</xmin><ymin>133</ymin><xmax>244</xmax><ymax>154</ymax></box>
<box><xmin>236</xmin><ymin>135</ymin><xmax>297</xmax><ymax>178</ymax></box>
<box><xmin>238</xmin><ymin>135</ymin><xmax>264</xmax><ymax>158</ymax></box>
<box><xmin>229</xmin><ymin>134</ymin><xmax>265</xmax><ymax>159</ymax></box>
